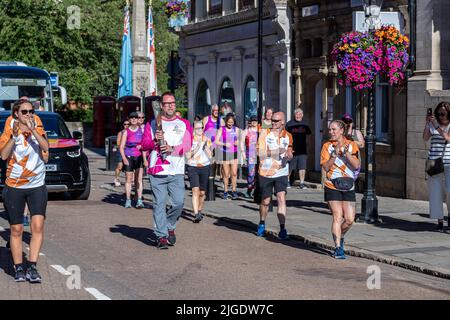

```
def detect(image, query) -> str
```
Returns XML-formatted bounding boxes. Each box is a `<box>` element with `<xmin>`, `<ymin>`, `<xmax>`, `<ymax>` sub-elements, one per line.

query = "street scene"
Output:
<box><xmin>1</xmin><ymin>0</ymin><xmax>450</xmax><ymax>303</ymax></box>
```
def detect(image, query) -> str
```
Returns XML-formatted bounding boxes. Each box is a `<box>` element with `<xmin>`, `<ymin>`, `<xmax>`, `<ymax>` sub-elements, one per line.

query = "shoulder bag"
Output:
<box><xmin>426</xmin><ymin>140</ymin><xmax>447</xmax><ymax>176</ymax></box>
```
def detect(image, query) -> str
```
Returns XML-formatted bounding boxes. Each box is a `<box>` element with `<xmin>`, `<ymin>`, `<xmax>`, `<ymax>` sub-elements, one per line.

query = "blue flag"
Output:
<box><xmin>118</xmin><ymin>5</ymin><xmax>133</xmax><ymax>98</ymax></box>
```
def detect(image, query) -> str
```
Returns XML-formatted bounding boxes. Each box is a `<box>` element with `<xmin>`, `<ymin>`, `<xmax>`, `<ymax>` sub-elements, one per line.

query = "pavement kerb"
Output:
<box><xmin>99</xmin><ymin>183</ymin><xmax>450</xmax><ymax>280</ymax></box>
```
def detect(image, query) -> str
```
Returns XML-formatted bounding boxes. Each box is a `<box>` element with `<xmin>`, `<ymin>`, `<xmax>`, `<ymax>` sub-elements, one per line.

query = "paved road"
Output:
<box><xmin>0</xmin><ymin>151</ymin><xmax>450</xmax><ymax>299</ymax></box>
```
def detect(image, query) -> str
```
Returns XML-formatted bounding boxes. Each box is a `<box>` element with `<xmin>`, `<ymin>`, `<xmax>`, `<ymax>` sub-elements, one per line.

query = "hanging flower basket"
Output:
<box><xmin>165</xmin><ymin>0</ymin><xmax>189</xmax><ymax>19</ymax></box>
<box><xmin>331</xmin><ymin>26</ymin><xmax>409</xmax><ymax>90</ymax></box>
<box><xmin>331</xmin><ymin>31</ymin><xmax>383</xmax><ymax>91</ymax></box>
<box><xmin>372</xmin><ymin>25</ymin><xmax>410</xmax><ymax>86</ymax></box>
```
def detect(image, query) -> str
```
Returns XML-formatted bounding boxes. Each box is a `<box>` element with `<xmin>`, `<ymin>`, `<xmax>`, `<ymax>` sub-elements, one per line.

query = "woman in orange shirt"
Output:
<box><xmin>321</xmin><ymin>120</ymin><xmax>360</xmax><ymax>260</ymax></box>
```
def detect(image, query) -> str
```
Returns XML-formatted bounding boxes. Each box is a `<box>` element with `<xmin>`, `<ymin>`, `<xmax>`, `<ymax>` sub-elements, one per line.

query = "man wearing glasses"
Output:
<box><xmin>256</xmin><ymin>112</ymin><xmax>293</xmax><ymax>240</ymax></box>
<box><xmin>141</xmin><ymin>92</ymin><xmax>193</xmax><ymax>249</ymax></box>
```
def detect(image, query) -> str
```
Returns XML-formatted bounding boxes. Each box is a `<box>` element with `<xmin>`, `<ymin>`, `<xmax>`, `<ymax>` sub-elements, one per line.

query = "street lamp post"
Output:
<box><xmin>359</xmin><ymin>0</ymin><xmax>383</xmax><ymax>224</ymax></box>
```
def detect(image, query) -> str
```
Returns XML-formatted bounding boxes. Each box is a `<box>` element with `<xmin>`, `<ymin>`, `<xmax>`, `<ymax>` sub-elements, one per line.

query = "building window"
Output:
<box><xmin>244</xmin><ymin>76</ymin><xmax>257</xmax><ymax>122</ymax></box>
<box><xmin>219</xmin><ymin>77</ymin><xmax>235</xmax><ymax>111</ymax></box>
<box><xmin>375</xmin><ymin>76</ymin><xmax>390</xmax><ymax>142</ymax></box>
<box><xmin>190</xmin><ymin>0</ymin><xmax>196</xmax><ymax>22</ymax></box>
<box><xmin>313</xmin><ymin>38</ymin><xmax>323</xmax><ymax>57</ymax></box>
<box><xmin>195</xmin><ymin>79</ymin><xmax>211</xmax><ymax>118</ymax></box>
<box><xmin>302</xmin><ymin>39</ymin><xmax>312</xmax><ymax>58</ymax></box>
<box><xmin>239</xmin><ymin>0</ymin><xmax>254</xmax><ymax>10</ymax></box>
<box><xmin>209</xmin><ymin>0</ymin><xmax>222</xmax><ymax>16</ymax></box>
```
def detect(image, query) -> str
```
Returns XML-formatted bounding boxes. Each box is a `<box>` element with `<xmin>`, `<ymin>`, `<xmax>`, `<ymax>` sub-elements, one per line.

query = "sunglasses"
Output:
<box><xmin>438</xmin><ymin>113</ymin><xmax>447</xmax><ymax>117</ymax></box>
<box><xmin>138</xmin><ymin>117</ymin><xmax>145</xmax><ymax>119</ymax></box>
<box><xmin>124</xmin><ymin>123</ymin><xmax>130</xmax><ymax>126</ymax></box>
<box><xmin>20</xmin><ymin>109</ymin><xmax>35</xmax><ymax>115</ymax></box>
<box><xmin>271</xmin><ymin>119</ymin><xmax>281</xmax><ymax>123</ymax></box>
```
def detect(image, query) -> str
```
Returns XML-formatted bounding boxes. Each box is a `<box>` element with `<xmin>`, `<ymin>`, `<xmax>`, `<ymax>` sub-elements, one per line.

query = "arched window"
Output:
<box><xmin>219</xmin><ymin>77</ymin><xmax>235</xmax><ymax>111</ymax></box>
<box><xmin>195</xmin><ymin>79</ymin><xmax>211</xmax><ymax>118</ymax></box>
<box><xmin>243</xmin><ymin>76</ymin><xmax>257</xmax><ymax>122</ymax></box>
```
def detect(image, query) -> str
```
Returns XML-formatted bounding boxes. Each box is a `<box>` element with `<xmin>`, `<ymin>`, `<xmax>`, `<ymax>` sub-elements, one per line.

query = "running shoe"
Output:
<box><xmin>256</xmin><ymin>223</ymin><xmax>266</xmax><ymax>237</ymax></box>
<box><xmin>231</xmin><ymin>191</ymin><xmax>238</xmax><ymax>200</ymax></box>
<box><xmin>299</xmin><ymin>183</ymin><xmax>307</xmax><ymax>189</ymax></box>
<box><xmin>332</xmin><ymin>247</ymin><xmax>346</xmax><ymax>260</ymax></box>
<box><xmin>26</xmin><ymin>264</ymin><xmax>42</xmax><ymax>283</ymax></box>
<box><xmin>340</xmin><ymin>238</ymin><xmax>345</xmax><ymax>251</ymax></box>
<box><xmin>437</xmin><ymin>221</ymin><xmax>444</xmax><ymax>232</ymax></box>
<box><xmin>244</xmin><ymin>190</ymin><xmax>253</xmax><ymax>199</ymax></box>
<box><xmin>287</xmin><ymin>183</ymin><xmax>291</xmax><ymax>189</ymax></box>
<box><xmin>156</xmin><ymin>237</ymin><xmax>169</xmax><ymax>249</ymax></box>
<box><xmin>135</xmin><ymin>199</ymin><xmax>144</xmax><ymax>209</ymax></box>
<box><xmin>124</xmin><ymin>199</ymin><xmax>132</xmax><ymax>208</ymax></box>
<box><xmin>114</xmin><ymin>179</ymin><xmax>121</xmax><ymax>187</ymax></box>
<box><xmin>168</xmin><ymin>230</ymin><xmax>176</xmax><ymax>246</ymax></box>
<box><xmin>278</xmin><ymin>228</ymin><xmax>289</xmax><ymax>241</ymax></box>
<box><xmin>14</xmin><ymin>266</ymin><xmax>26</xmax><ymax>282</ymax></box>
<box><xmin>193</xmin><ymin>213</ymin><xmax>203</xmax><ymax>223</ymax></box>
<box><xmin>223</xmin><ymin>192</ymin><xmax>229</xmax><ymax>200</ymax></box>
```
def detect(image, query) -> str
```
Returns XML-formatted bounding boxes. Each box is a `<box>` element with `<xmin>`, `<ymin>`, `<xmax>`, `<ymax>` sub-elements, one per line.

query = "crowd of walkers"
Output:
<box><xmin>4</xmin><ymin>92</ymin><xmax>450</xmax><ymax>283</ymax></box>
<box><xmin>109</xmin><ymin>92</ymin><xmax>363</xmax><ymax>258</ymax></box>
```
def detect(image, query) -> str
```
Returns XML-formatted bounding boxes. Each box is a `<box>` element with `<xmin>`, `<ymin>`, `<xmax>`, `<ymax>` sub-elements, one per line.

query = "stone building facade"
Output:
<box><xmin>178</xmin><ymin>0</ymin><xmax>293</xmax><ymax>128</ymax></box>
<box><xmin>406</xmin><ymin>0</ymin><xmax>450</xmax><ymax>200</ymax></box>
<box><xmin>289</xmin><ymin>0</ymin><xmax>409</xmax><ymax>198</ymax></box>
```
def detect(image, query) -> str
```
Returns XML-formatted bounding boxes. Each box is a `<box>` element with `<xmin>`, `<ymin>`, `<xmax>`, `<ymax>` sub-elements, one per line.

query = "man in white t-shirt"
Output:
<box><xmin>142</xmin><ymin>92</ymin><xmax>193</xmax><ymax>249</ymax></box>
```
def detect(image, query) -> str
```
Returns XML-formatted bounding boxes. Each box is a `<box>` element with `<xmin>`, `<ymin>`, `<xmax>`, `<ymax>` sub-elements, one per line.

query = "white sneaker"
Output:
<box><xmin>114</xmin><ymin>179</ymin><xmax>121</xmax><ymax>187</ymax></box>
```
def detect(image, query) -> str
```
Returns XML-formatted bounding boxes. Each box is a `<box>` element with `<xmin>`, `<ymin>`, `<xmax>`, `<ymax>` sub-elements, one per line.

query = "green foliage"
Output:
<box><xmin>0</xmin><ymin>0</ymin><xmax>185</xmax><ymax>109</ymax></box>
<box><xmin>58</xmin><ymin>107</ymin><xmax>93</xmax><ymax>123</ymax></box>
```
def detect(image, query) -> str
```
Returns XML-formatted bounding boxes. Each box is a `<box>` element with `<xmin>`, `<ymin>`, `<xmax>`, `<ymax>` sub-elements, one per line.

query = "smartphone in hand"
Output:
<box><xmin>427</xmin><ymin>108</ymin><xmax>433</xmax><ymax>116</ymax></box>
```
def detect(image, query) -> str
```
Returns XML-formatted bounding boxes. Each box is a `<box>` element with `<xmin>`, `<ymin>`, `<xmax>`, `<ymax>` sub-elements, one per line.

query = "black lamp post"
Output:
<box><xmin>359</xmin><ymin>0</ymin><xmax>383</xmax><ymax>224</ymax></box>
<box><xmin>253</xmin><ymin>0</ymin><xmax>264</xmax><ymax>204</ymax></box>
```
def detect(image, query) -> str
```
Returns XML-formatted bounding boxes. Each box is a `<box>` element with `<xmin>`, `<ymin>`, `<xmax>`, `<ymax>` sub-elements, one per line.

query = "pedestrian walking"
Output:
<box><xmin>215</xmin><ymin>113</ymin><xmax>243</xmax><ymax>200</ymax></box>
<box><xmin>114</xmin><ymin>119</ymin><xmax>129</xmax><ymax>187</ymax></box>
<box><xmin>286</xmin><ymin>107</ymin><xmax>312</xmax><ymax>189</ymax></box>
<box><xmin>341</xmin><ymin>113</ymin><xmax>365</xmax><ymax>149</ymax></box>
<box><xmin>242</xmin><ymin>115</ymin><xmax>258</xmax><ymax>198</ymax></box>
<box><xmin>141</xmin><ymin>92</ymin><xmax>193</xmax><ymax>249</ymax></box>
<box><xmin>186</xmin><ymin>121</ymin><xmax>213</xmax><ymax>223</ymax></box>
<box><xmin>424</xmin><ymin>101</ymin><xmax>450</xmax><ymax>232</ymax></box>
<box><xmin>119</xmin><ymin>112</ymin><xmax>146</xmax><ymax>209</ymax></box>
<box><xmin>258</xmin><ymin>107</ymin><xmax>274</xmax><ymax>131</ymax></box>
<box><xmin>0</xmin><ymin>99</ymin><xmax>49</xmax><ymax>282</ymax></box>
<box><xmin>256</xmin><ymin>111</ymin><xmax>293</xmax><ymax>240</ymax></box>
<box><xmin>321</xmin><ymin>120</ymin><xmax>360</xmax><ymax>259</ymax></box>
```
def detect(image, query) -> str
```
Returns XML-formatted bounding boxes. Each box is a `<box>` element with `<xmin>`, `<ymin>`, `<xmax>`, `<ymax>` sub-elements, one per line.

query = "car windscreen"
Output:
<box><xmin>39</xmin><ymin>116</ymin><xmax>72</xmax><ymax>139</ymax></box>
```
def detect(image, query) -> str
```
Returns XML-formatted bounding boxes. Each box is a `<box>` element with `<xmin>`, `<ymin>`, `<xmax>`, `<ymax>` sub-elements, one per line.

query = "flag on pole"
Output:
<box><xmin>118</xmin><ymin>4</ymin><xmax>133</xmax><ymax>98</ymax></box>
<box><xmin>147</xmin><ymin>3</ymin><xmax>158</xmax><ymax>96</ymax></box>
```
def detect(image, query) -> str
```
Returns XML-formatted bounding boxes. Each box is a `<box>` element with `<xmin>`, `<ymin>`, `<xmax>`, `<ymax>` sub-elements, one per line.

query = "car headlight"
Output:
<box><xmin>67</xmin><ymin>149</ymin><xmax>81</xmax><ymax>158</ymax></box>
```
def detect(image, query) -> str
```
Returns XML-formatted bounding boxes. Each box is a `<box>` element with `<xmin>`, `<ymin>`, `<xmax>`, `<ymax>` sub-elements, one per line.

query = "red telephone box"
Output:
<box><xmin>93</xmin><ymin>96</ymin><xmax>117</xmax><ymax>147</ymax></box>
<box><xmin>118</xmin><ymin>96</ymin><xmax>141</xmax><ymax>122</ymax></box>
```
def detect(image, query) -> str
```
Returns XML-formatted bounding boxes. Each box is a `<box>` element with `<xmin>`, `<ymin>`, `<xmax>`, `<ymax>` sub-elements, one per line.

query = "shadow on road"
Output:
<box><xmin>212</xmin><ymin>216</ymin><xmax>330</xmax><ymax>256</ymax></box>
<box><xmin>110</xmin><ymin>224</ymin><xmax>157</xmax><ymax>246</ymax></box>
<box><xmin>368</xmin><ymin>215</ymin><xmax>440</xmax><ymax>232</ymax></box>
<box><xmin>0</xmin><ymin>225</ymin><xmax>32</xmax><ymax>277</ymax></box>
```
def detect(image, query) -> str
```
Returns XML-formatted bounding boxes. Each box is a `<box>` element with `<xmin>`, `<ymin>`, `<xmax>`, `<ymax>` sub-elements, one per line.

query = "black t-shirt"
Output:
<box><xmin>285</xmin><ymin>120</ymin><xmax>312</xmax><ymax>155</ymax></box>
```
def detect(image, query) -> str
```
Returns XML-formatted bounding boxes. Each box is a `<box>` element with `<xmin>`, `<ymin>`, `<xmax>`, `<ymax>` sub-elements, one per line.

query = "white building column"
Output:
<box><xmin>208</xmin><ymin>51</ymin><xmax>218</xmax><ymax>106</ymax></box>
<box><xmin>185</xmin><ymin>55</ymin><xmax>196</xmax><ymax>122</ymax></box>
<box><xmin>233</xmin><ymin>48</ymin><xmax>244</xmax><ymax>127</ymax></box>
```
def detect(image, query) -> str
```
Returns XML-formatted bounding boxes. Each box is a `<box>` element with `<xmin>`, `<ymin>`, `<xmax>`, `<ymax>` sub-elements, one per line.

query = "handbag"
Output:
<box><xmin>426</xmin><ymin>141</ymin><xmax>447</xmax><ymax>176</ymax></box>
<box><xmin>331</xmin><ymin>177</ymin><xmax>354</xmax><ymax>191</ymax></box>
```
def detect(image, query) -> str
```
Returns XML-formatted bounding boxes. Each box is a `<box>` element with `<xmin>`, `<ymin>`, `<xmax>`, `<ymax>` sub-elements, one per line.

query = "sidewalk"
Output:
<box><xmin>90</xmin><ymin>148</ymin><xmax>450</xmax><ymax>279</ymax></box>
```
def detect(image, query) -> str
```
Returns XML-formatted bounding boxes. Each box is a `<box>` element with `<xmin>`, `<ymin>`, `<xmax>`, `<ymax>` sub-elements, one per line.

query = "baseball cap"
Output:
<box><xmin>341</xmin><ymin>113</ymin><xmax>353</xmax><ymax>123</ymax></box>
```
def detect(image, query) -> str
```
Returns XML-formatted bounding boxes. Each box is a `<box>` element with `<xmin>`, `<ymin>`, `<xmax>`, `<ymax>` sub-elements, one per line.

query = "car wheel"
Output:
<box><xmin>70</xmin><ymin>170</ymin><xmax>91</xmax><ymax>200</ymax></box>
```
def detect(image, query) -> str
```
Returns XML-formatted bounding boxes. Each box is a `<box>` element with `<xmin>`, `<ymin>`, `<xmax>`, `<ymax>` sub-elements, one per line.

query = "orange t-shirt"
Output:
<box><xmin>0</xmin><ymin>115</ymin><xmax>47</xmax><ymax>188</ymax></box>
<box><xmin>320</xmin><ymin>138</ymin><xmax>360</xmax><ymax>190</ymax></box>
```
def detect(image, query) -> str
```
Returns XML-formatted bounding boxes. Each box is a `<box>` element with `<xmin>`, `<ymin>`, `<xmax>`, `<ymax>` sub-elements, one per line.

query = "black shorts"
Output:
<box><xmin>290</xmin><ymin>154</ymin><xmax>307</xmax><ymax>171</ymax></box>
<box><xmin>123</xmin><ymin>155</ymin><xmax>143</xmax><ymax>172</ymax></box>
<box><xmin>324</xmin><ymin>187</ymin><xmax>356</xmax><ymax>202</ymax></box>
<box><xmin>187</xmin><ymin>165</ymin><xmax>210</xmax><ymax>191</ymax></box>
<box><xmin>259</xmin><ymin>175</ymin><xmax>288</xmax><ymax>200</ymax></box>
<box><xmin>2</xmin><ymin>185</ymin><xmax>48</xmax><ymax>225</ymax></box>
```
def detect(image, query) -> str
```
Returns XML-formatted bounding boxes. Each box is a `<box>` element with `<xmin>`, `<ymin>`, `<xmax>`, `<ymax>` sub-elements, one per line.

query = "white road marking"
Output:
<box><xmin>0</xmin><ymin>226</ymin><xmax>5</xmax><ymax>231</ymax></box>
<box><xmin>51</xmin><ymin>265</ymin><xmax>71</xmax><ymax>276</ymax></box>
<box><xmin>85</xmin><ymin>288</ymin><xmax>112</xmax><ymax>300</ymax></box>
